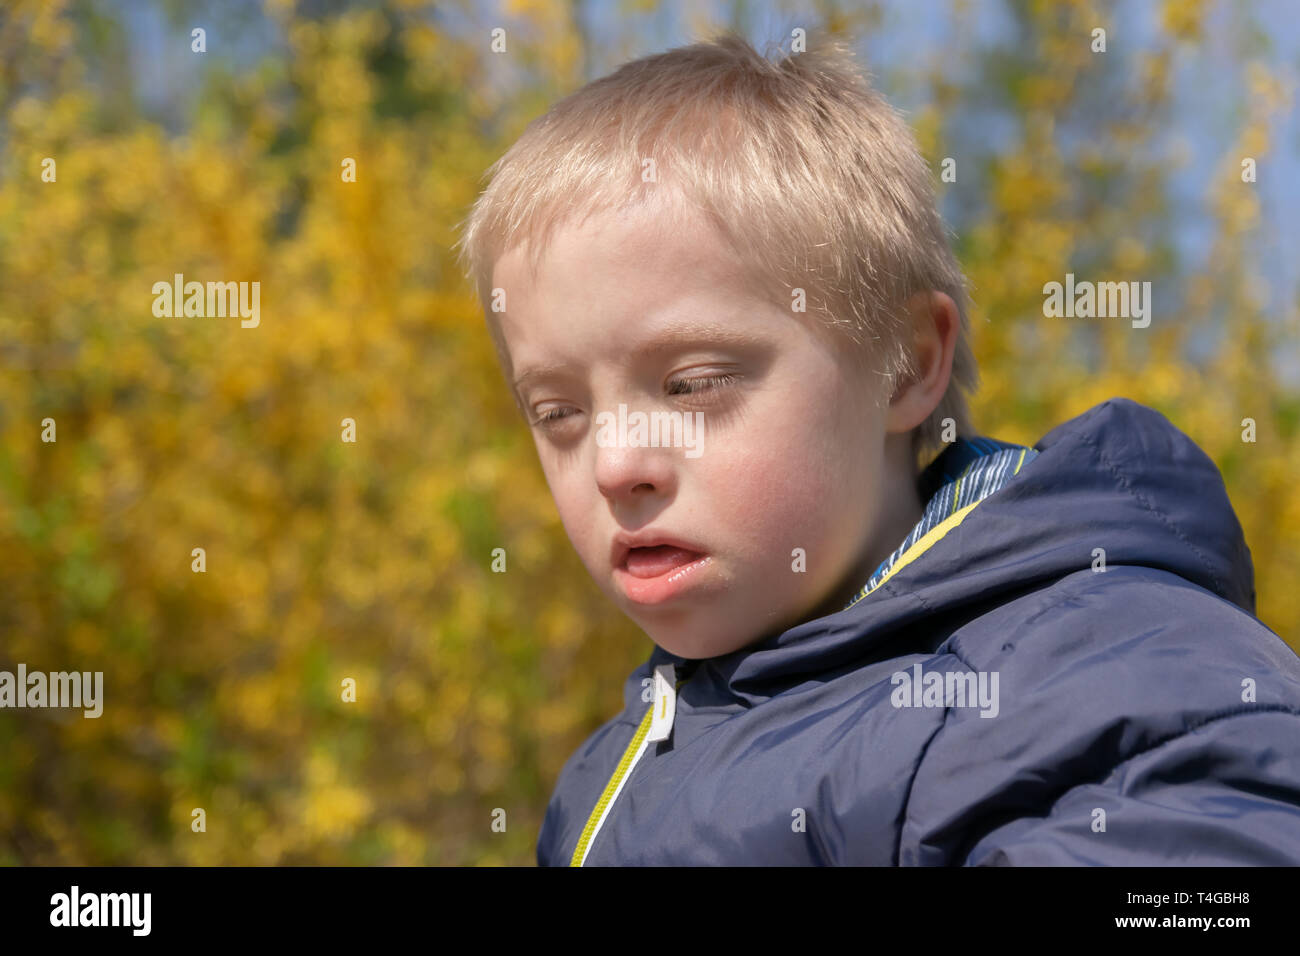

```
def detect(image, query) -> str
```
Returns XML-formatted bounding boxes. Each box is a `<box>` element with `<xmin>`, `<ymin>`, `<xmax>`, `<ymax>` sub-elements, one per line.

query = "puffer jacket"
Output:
<box><xmin>537</xmin><ymin>397</ymin><xmax>1300</xmax><ymax>865</ymax></box>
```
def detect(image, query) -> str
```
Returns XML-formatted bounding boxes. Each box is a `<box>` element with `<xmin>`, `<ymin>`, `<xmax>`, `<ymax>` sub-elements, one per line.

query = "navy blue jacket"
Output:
<box><xmin>538</xmin><ymin>397</ymin><xmax>1300</xmax><ymax>865</ymax></box>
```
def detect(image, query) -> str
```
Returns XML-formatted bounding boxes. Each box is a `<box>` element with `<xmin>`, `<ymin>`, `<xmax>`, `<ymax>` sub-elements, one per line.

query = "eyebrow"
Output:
<box><xmin>511</xmin><ymin>321</ymin><xmax>768</xmax><ymax>397</ymax></box>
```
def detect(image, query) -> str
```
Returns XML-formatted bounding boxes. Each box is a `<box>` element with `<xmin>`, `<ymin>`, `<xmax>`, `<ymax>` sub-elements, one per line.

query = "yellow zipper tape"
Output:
<box><xmin>569</xmin><ymin>675</ymin><xmax>689</xmax><ymax>866</ymax></box>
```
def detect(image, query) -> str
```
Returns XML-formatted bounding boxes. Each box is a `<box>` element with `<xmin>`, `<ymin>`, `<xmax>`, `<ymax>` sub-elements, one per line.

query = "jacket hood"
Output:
<box><xmin>643</xmin><ymin>396</ymin><xmax>1257</xmax><ymax>708</ymax></box>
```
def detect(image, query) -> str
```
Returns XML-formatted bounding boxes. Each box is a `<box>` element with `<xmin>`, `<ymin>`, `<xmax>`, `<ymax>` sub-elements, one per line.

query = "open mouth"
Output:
<box><xmin>612</xmin><ymin>540</ymin><xmax>715</xmax><ymax>606</ymax></box>
<box><xmin>622</xmin><ymin>544</ymin><xmax>707</xmax><ymax>579</ymax></box>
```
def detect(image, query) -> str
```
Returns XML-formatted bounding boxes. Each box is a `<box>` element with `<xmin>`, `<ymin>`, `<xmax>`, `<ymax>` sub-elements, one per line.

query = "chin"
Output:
<box><xmin>645</xmin><ymin>620</ymin><xmax>758</xmax><ymax>661</ymax></box>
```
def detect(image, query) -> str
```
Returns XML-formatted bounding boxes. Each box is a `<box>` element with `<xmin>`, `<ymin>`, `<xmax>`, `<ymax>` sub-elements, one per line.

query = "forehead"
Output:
<box><xmin>491</xmin><ymin>197</ymin><xmax>776</xmax><ymax>361</ymax></box>
<box><xmin>494</xmin><ymin>193</ymin><xmax>747</xmax><ymax>298</ymax></box>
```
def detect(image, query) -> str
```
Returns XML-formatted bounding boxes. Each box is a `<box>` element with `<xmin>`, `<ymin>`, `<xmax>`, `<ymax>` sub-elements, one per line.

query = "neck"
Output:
<box><xmin>807</xmin><ymin>430</ymin><xmax>924</xmax><ymax>620</ymax></box>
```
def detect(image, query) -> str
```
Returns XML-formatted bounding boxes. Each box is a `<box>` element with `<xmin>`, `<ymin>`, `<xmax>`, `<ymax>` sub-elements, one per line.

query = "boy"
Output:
<box><xmin>455</xmin><ymin>33</ymin><xmax>1300</xmax><ymax>865</ymax></box>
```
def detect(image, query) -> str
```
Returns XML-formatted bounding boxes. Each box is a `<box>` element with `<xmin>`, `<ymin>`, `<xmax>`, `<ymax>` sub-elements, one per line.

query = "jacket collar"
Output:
<box><xmin>844</xmin><ymin>436</ymin><xmax>1040</xmax><ymax>609</ymax></box>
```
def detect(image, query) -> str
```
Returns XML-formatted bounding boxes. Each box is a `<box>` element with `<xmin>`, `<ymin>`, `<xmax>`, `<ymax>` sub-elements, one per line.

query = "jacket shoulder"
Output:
<box><xmin>948</xmin><ymin>564</ymin><xmax>1296</xmax><ymax>684</ymax></box>
<box><xmin>899</xmin><ymin>566</ymin><xmax>1300</xmax><ymax>863</ymax></box>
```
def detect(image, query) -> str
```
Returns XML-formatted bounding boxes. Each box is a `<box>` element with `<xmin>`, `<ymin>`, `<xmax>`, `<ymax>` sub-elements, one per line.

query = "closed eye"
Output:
<box><xmin>666</xmin><ymin>372</ymin><xmax>739</xmax><ymax>395</ymax></box>
<box><xmin>532</xmin><ymin>406</ymin><xmax>576</xmax><ymax>426</ymax></box>
<box><xmin>529</xmin><ymin>371</ymin><xmax>740</xmax><ymax>429</ymax></box>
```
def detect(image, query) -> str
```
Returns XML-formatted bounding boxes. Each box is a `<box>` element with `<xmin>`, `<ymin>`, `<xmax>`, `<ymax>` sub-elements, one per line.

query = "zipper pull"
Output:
<box><xmin>646</xmin><ymin>664</ymin><xmax>677</xmax><ymax>743</ymax></box>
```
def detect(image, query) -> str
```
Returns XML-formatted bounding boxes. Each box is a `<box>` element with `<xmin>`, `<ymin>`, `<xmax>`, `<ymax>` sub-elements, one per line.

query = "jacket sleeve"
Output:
<box><xmin>960</xmin><ymin>706</ymin><xmax>1300</xmax><ymax>865</ymax></box>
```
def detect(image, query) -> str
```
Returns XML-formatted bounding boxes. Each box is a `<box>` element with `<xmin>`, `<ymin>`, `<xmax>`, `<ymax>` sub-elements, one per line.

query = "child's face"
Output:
<box><xmin>492</xmin><ymin>198</ymin><xmax>916</xmax><ymax>659</ymax></box>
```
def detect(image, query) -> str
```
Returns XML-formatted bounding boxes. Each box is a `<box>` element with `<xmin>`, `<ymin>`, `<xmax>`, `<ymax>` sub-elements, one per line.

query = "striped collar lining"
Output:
<box><xmin>843</xmin><ymin>436</ymin><xmax>1040</xmax><ymax>610</ymax></box>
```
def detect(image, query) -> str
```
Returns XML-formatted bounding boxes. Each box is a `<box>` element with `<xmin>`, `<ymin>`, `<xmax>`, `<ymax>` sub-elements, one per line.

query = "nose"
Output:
<box><xmin>594</xmin><ymin>438</ymin><xmax>677</xmax><ymax>504</ymax></box>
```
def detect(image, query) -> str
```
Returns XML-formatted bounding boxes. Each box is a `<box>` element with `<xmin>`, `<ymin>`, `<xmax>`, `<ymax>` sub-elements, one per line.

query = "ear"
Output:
<box><xmin>885</xmin><ymin>291</ymin><xmax>960</xmax><ymax>435</ymax></box>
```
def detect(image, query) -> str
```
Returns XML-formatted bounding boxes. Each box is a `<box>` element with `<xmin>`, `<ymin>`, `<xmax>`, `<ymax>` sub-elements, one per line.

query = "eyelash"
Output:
<box><xmin>531</xmin><ymin>372</ymin><xmax>739</xmax><ymax>426</ymax></box>
<box><xmin>666</xmin><ymin>371</ymin><xmax>739</xmax><ymax>395</ymax></box>
<box><xmin>534</xmin><ymin>407</ymin><xmax>574</xmax><ymax>425</ymax></box>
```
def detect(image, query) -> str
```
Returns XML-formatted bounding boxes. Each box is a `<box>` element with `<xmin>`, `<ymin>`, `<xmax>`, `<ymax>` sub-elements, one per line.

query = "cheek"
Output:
<box><xmin>707</xmin><ymin>404</ymin><xmax>855</xmax><ymax>562</ymax></box>
<box><xmin>535</xmin><ymin>449</ymin><xmax>602</xmax><ymax>562</ymax></box>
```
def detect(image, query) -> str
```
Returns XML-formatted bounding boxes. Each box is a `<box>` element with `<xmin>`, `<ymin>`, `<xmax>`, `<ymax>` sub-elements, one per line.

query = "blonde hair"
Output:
<box><xmin>454</xmin><ymin>30</ymin><xmax>979</xmax><ymax>469</ymax></box>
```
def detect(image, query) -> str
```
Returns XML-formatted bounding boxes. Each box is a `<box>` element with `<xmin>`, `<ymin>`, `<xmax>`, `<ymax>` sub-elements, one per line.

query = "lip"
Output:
<box><xmin>611</xmin><ymin>531</ymin><xmax>715</xmax><ymax>606</ymax></box>
<box><xmin>611</xmin><ymin>530</ymin><xmax>709</xmax><ymax>571</ymax></box>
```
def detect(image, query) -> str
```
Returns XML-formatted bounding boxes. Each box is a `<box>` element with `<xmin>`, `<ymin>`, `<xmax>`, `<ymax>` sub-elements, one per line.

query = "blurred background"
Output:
<box><xmin>0</xmin><ymin>0</ymin><xmax>1297</xmax><ymax>865</ymax></box>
